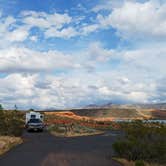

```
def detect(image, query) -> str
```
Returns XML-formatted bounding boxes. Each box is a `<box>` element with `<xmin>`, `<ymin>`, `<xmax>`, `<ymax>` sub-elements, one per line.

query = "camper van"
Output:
<box><xmin>25</xmin><ymin>111</ymin><xmax>44</xmax><ymax>131</ymax></box>
<box><xmin>26</xmin><ymin>111</ymin><xmax>44</xmax><ymax>123</ymax></box>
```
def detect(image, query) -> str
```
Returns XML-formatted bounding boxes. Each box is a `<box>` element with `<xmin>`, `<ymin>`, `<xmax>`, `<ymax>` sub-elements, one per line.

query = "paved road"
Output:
<box><xmin>0</xmin><ymin>130</ymin><xmax>122</xmax><ymax>166</ymax></box>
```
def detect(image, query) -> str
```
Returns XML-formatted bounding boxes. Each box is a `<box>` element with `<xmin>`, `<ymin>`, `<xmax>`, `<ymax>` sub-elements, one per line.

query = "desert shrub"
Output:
<box><xmin>113</xmin><ymin>121</ymin><xmax>166</xmax><ymax>164</ymax></box>
<box><xmin>113</xmin><ymin>141</ymin><xmax>128</xmax><ymax>157</ymax></box>
<box><xmin>135</xmin><ymin>160</ymin><xmax>145</xmax><ymax>166</ymax></box>
<box><xmin>0</xmin><ymin>104</ymin><xmax>4</xmax><ymax>111</ymax></box>
<box><xmin>0</xmin><ymin>110</ymin><xmax>5</xmax><ymax>134</ymax></box>
<box><xmin>0</xmin><ymin>110</ymin><xmax>24</xmax><ymax>136</ymax></box>
<box><xmin>51</xmin><ymin>125</ymin><xmax>65</xmax><ymax>133</ymax></box>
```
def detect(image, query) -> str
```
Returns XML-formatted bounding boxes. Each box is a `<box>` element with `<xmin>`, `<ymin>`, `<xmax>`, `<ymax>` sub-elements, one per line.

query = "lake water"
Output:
<box><xmin>143</xmin><ymin>120</ymin><xmax>166</xmax><ymax>124</ymax></box>
<box><xmin>115</xmin><ymin>119</ymin><xmax>166</xmax><ymax>124</ymax></box>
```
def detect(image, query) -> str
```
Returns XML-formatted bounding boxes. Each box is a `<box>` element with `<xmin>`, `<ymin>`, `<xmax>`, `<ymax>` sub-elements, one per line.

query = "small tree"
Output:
<box><xmin>0</xmin><ymin>104</ymin><xmax>4</xmax><ymax>111</ymax></box>
<box><xmin>29</xmin><ymin>108</ymin><xmax>34</xmax><ymax>111</ymax></box>
<box><xmin>14</xmin><ymin>104</ymin><xmax>18</xmax><ymax>111</ymax></box>
<box><xmin>135</xmin><ymin>160</ymin><xmax>145</xmax><ymax>166</ymax></box>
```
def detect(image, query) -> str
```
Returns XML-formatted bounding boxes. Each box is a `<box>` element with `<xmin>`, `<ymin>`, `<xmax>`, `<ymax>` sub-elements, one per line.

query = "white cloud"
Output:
<box><xmin>7</xmin><ymin>27</ymin><xmax>29</xmax><ymax>42</ymax></box>
<box><xmin>0</xmin><ymin>40</ymin><xmax>166</xmax><ymax>109</ymax></box>
<box><xmin>21</xmin><ymin>11</ymin><xmax>72</xmax><ymax>29</ymax></box>
<box><xmin>0</xmin><ymin>47</ymin><xmax>80</xmax><ymax>73</ymax></box>
<box><xmin>0</xmin><ymin>73</ymin><xmax>100</xmax><ymax>109</ymax></box>
<box><xmin>96</xmin><ymin>74</ymin><xmax>156</xmax><ymax>104</ymax></box>
<box><xmin>0</xmin><ymin>53</ymin><xmax>165</xmax><ymax>109</ymax></box>
<box><xmin>0</xmin><ymin>10</ymin><xmax>78</xmax><ymax>43</ymax></box>
<box><xmin>92</xmin><ymin>0</ymin><xmax>124</xmax><ymax>12</ymax></box>
<box><xmin>0</xmin><ymin>16</ymin><xmax>16</xmax><ymax>42</ymax></box>
<box><xmin>21</xmin><ymin>10</ymin><xmax>78</xmax><ymax>39</ymax></box>
<box><xmin>29</xmin><ymin>35</ymin><xmax>38</xmax><ymax>42</ymax></box>
<box><xmin>97</xmin><ymin>0</ymin><xmax>166</xmax><ymax>40</ymax></box>
<box><xmin>127</xmin><ymin>91</ymin><xmax>148</xmax><ymax>102</ymax></box>
<box><xmin>0</xmin><ymin>11</ymin><xmax>2</xmax><ymax>18</ymax></box>
<box><xmin>98</xmin><ymin>86</ymin><xmax>111</xmax><ymax>95</ymax></box>
<box><xmin>21</xmin><ymin>10</ymin><xmax>100</xmax><ymax>38</ymax></box>
<box><xmin>81</xmin><ymin>24</ymin><xmax>99</xmax><ymax>35</ymax></box>
<box><xmin>87</xmin><ymin>42</ymin><xmax>114</xmax><ymax>62</ymax></box>
<box><xmin>0</xmin><ymin>70</ymin><xmax>158</xmax><ymax>109</ymax></box>
<box><xmin>121</xmin><ymin>46</ymin><xmax>166</xmax><ymax>78</ymax></box>
<box><xmin>1</xmin><ymin>1</ymin><xmax>165</xmax><ymax>42</ymax></box>
<box><xmin>0</xmin><ymin>15</ymin><xmax>30</xmax><ymax>44</ymax></box>
<box><xmin>45</xmin><ymin>27</ymin><xmax>78</xmax><ymax>39</ymax></box>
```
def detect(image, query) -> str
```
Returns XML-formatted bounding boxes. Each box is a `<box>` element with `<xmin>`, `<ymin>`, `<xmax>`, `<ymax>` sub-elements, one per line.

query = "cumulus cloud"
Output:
<box><xmin>1</xmin><ymin>40</ymin><xmax>166</xmax><ymax>109</ymax></box>
<box><xmin>92</xmin><ymin>0</ymin><xmax>124</xmax><ymax>12</ymax></box>
<box><xmin>21</xmin><ymin>11</ymin><xmax>72</xmax><ymax>29</ymax></box>
<box><xmin>0</xmin><ymin>15</ymin><xmax>30</xmax><ymax>43</ymax></box>
<box><xmin>0</xmin><ymin>10</ymin><xmax>79</xmax><ymax>43</ymax></box>
<box><xmin>7</xmin><ymin>27</ymin><xmax>29</xmax><ymax>42</ymax></box>
<box><xmin>21</xmin><ymin>10</ymin><xmax>79</xmax><ymax>39</ymax></box>
<box><xmin>97</xmin><ymin>0</ymin><xmax>166</xmax><ymax>40</ymax></box>
<box><xmin>0</xmin><ymin>69</ymin><xmax>160</xmax><ymax>109</ymax></box>
<box><xmin>87</xmin><ymin>42</ymin><xmax>115</xmax><ymax>62</ymax></box>
<box><xmin>121</xmin><ymin>46</ymin><xmax>166</xmax><ymax>78</ymax></box>
<box><xmin>81</xmin><ymin>24</ymin><xmax>99</xmax><ymax>35</ymax></box>
<box><xmin>1</xmin><ymin>1</ymin><xmax>166</xmax><ymax>42</ymax></box>
<box><xmin>45</xmin><ymin>27</ymin><xmax>78</xmax><ymax>38</ymax></box>
<box><xmin>29</xmin><ymin>35</ymin><xmax>38</xmax><ymax>42</ymax></box>
<box><xmin>0</xmin><ymin>47</ymin><xmax>80</xmax><ymax>73</ymax></box>
<box><xmin>0</xmin><ymin>73</ymin><xmax>100</xmax><ymax>109</ymax></box>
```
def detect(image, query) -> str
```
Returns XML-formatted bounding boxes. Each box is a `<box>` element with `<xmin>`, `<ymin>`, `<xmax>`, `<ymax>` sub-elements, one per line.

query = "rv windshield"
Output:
<box><xmin>28</xmin><ymin>119</ymin><xmax>42</xmax><ymax>123</ymax></box>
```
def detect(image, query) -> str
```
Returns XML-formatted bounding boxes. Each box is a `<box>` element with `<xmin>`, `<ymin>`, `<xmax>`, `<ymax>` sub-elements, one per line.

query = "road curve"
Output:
<box><xmin>0</xmin><ymin>130</ymin><xmax>122</xmax><ymax>166</ymax></box>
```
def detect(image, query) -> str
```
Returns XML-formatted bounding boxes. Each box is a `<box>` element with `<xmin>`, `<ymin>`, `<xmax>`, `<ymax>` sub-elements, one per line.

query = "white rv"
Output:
<box><xmin>25</xmin><ymin>111</ymin><xmax>44</xmax><ymax>124</ymax></box>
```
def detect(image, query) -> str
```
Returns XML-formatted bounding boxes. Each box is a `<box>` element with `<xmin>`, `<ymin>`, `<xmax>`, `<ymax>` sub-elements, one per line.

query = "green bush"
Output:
<box><xmin>135</xmin><ymin>160</ymin><xmax>145</xmax><ymax>166</ymax></box>
<box><xmin>0</xmin><ymin>110</ymin><xmax>24</xmax><ymax>136</ymax></box>
<box><xmin>113</xmin><ymin>121</ymin><xmax>166</xmax><ymax>164</ymax></box>
<box><xmin>0</xmin><ymin>104</ymin><xmax>4</xmax><ymax>111</ymax></box>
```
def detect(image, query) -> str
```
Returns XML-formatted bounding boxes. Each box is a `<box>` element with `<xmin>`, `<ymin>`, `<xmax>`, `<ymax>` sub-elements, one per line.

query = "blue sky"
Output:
<box><xmin>0</xmin><ymin>0</ymin><xmax>166</xmax><ymax>109</ymax></box>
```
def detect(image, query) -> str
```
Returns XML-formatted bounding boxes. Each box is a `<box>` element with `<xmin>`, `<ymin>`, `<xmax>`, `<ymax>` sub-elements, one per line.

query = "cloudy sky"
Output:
<box><xmin>0</xmin><ymin>0</ymin><xmax>166</xmax><ymax>109</ymax></box>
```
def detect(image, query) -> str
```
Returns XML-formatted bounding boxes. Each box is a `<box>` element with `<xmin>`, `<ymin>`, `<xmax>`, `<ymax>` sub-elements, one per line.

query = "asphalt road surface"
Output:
<box><xmin>0</xmin><ymin>130</ymin><xmax>122</xmax><ymax>166</ymax></box>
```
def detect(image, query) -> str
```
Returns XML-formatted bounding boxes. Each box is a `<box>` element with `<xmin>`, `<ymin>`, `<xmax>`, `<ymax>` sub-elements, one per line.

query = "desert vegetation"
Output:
<box><xmin>0</xmin><ymin>106</ymin><xmax>24</xmax><ymax>155</ymax></box>
<box><xmin>0</xmin><ymin>109</ymin><xmax>24</xmax><ymax>136</ymax></box>
<box><xmin>44</xmin><ymin>111</ymin><xmax>120</xmax><ymax>130</ymax></box>
<box><xmin>47</xmin><ymin>123</ymin><xmax>102</xmax><ymax>137</ymax></box>
<box><xmin>45</xmin><ymin>112</ymin><xmax>107</xmax><ymax>137</ymax></box>
<box><xmin>113</xmin><ymin>121</ymin><xmax>166</xmax><ymax>166</ymax></box>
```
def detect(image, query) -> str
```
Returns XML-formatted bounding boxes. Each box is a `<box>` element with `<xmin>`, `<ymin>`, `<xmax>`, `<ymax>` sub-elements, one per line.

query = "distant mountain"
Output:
<box><xmin>84</xmin><ymin>102</ymin><xmax>166</xmax><ymax>110</ymax></box>
<box><xmin>133</xmin><ymin>103</ymin><xmax>166</xmax><ymax>110</ymax></box>
<box><xmin>85</xmin><ymin>102</ymin><xmax>113</xmax><ymax>109</ymax></box>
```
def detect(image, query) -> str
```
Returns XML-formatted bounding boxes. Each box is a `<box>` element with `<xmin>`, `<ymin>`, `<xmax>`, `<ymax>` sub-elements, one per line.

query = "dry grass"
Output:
<box><xmin>113</xmin><ymin>158</ymin><xmax>165</xmax><ymax>166</ymax></box>
<box><xmin>0</xmin><ymin>136</ymin><xmax>22</xmax><ymax>155</ymax></box>
<box><xmin>48</xmin><ymin>124</ymin><xmax>104</xmax><ymax>137</ymax></box>
<box><xmin>51</xmin><ymin>130</ymin><xmax>104</xmax><ymax>137</ymax></box>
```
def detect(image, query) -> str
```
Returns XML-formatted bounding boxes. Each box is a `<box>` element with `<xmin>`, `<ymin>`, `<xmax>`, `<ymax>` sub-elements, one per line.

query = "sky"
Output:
<box><xmin>0</xmin><ymin>0</ymin><xmax>166</xmax><ymax>109</ymax></box>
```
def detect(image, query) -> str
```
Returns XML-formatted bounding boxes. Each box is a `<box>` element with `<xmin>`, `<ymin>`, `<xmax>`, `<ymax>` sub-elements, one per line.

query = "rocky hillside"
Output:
<box><xmin>70</xmin><ymin>108</ymin><xmax>166</xmax><ymax>120</ymax></box>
